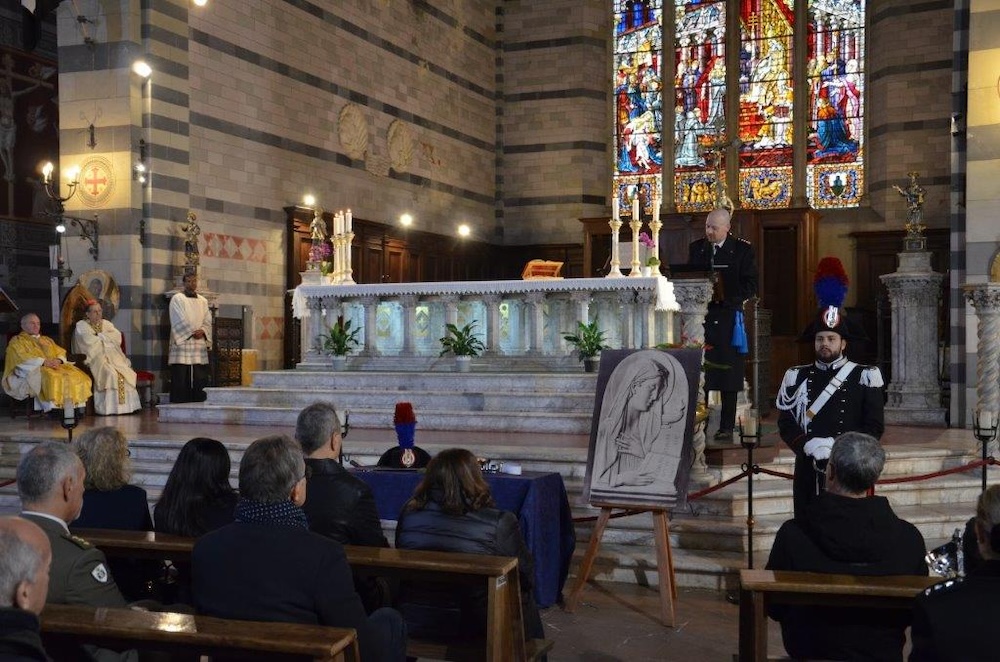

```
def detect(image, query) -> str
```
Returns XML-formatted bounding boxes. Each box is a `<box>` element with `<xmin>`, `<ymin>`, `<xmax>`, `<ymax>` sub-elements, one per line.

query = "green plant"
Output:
<box><xmin>563</xmin><ymin>319</ymin><xmax>609</xmax><ymax>361</ymax></box>
<box><xmin>317</xmin><ymin>319</ymin><xmax>361</xmax><ymax>356</ymax></box>
<box><xmin>646</xmin><ymin>255</ymin><xmax>661</xmax><ymax>267</ymax></box>
<box><xmin>439</xmin><ymin>321</ymin><xmax>485</xmax><ymax>357</ymax></box>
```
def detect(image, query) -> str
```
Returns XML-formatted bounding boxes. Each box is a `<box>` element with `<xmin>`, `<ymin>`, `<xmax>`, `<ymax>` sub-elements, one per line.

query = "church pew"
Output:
<box><xmin>40</xmin><ymin>603</ymin><xmax>359</xmax><ymax>661</ymax></box>
<box><xmin>72</xmin><ymin>527</ymin><xmax>553</xmax><ymax>662</ymax></box>
<box><xmin>738</xmin><ymin>568</ymin><xmax>940</xmax><ymax>662</ymax></box>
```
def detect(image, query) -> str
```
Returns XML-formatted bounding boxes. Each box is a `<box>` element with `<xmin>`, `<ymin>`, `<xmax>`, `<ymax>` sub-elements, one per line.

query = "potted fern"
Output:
<box><xmin>439</xmin><ymin>321</ymin><xmax>485</xmax><ymax>372</ymax></box>
<box><xmin>563</xmin><ymin>319</ymin><xmax>609</xmax><ymax>372</ymax></box>
<box><xmin>317</xmin><ymin>319</ymin><xmax>361</xmax><ymax>370</ymax></box>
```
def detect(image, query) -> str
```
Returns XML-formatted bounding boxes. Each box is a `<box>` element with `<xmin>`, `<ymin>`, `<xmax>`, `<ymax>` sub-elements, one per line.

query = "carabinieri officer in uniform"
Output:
<box><xmin>775</xmin><ymin>257</ymin><xmax>884</xmax><ymax>517</ymax></box>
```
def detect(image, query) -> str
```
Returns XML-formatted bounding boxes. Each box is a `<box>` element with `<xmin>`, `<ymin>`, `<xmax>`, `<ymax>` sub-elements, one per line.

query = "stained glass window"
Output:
<box><xmin>806</xmin><ymin>0</ymin><xmax>865</xmax><ymax>208</ymax></box>
<box><xmin>612</xmin><ymin>0</ymin><xmax>865</xmax><ymax>214</ymax></box>
<box><xmin>738</xmin><ymin>0</ymin><xmax>794</xmax><ymax>210</ymax></box>
<box><xmin>613</xmin><ymin>0</ymin><xmax>664</xmax><ymax>220</ymax></box>
<box><xmin>673</xmin><ymin>0</ymin><xmax>726</xmax><ymax>214</ymax></box>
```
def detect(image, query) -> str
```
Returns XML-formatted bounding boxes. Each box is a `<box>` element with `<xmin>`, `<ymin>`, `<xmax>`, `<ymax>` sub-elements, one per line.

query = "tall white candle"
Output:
<box><xmin>345</xmin><ymin>209</ymin><xmax>353</xmax><ymax>233</ymax></box>
<box><xmin>334</xmin><ymin>212</ymin><xmax>344</xmax><ymax>236</ymax></box>
<box><xmin>632</xmin><ymin>194</ymin><xmax>640</xmax><ymax>221</ymax></box>
<box><xmin>612</xmin><ymin>194</ymin><xmax>619</xmax><ymax>222</ymax></box>
<box><xmin>653</xmin><ymin>193</ymin><xmax>661</xmax><ymax>221</ymax></box>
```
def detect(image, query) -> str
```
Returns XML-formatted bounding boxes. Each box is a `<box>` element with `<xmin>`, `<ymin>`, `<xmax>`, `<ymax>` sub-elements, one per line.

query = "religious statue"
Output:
<box><xmin>182</xmin><ymin>212</ymin><xmax>201</xmax><ymax>266</ymax></box>
<box><xmin>893</xmin><ymin>171</ymin><xmax>926</xmax><ymax>246</ymax></box>
<box><xmin>309</xmin><ymin>206</ymin><xmax>327</xmax><ymax>242</ymax></box>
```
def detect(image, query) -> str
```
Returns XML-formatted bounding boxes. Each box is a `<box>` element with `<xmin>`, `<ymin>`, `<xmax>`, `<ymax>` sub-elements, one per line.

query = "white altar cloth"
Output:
<box><xmin>291</xmin><ymin>276</ymin><xmax>677</xmax><ymax>318</ymax></box>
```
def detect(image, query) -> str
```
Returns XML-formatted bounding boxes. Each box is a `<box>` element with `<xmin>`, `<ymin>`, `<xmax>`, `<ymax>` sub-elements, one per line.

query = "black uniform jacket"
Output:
<box><xmin>688</xmin><ymin>235</ymin><xmax>757</xmax><ymax>391</ymax></box>
<box><xmin>910</xmin><ymin>559</ymin><xmax>1000</xmax><ymax>662</ymax></box>
<box><xmin>776</xmin><ymin>358</ymin><xmax>885</xmax><ymax>454</ymax></box>
<box><xmin>766</xmin><ymin>492</ymin><xmax>928</xmax><ymax>661</ymax></box>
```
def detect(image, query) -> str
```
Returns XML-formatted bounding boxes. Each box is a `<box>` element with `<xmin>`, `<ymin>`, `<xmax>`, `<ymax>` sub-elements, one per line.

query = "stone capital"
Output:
<box><xmin>964</xmin><ymin>283</ymin><xmax>1000</xmax><ymax>311</ymax></box>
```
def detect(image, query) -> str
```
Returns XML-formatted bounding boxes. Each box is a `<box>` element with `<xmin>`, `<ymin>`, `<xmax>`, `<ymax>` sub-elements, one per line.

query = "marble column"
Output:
<box><xmin>358</xmin><ymin>296</ymin><xmax>380</xmax><ymax>357</ymax></box>
<box><xmin>672</xmin><ymin>278</ymin><xmax>714</xmax><ymax>480</ymax></box>
<box><xmin>881</xmin><ymin>251</ymin><xmax>946</xmax><ymax>426</ymax></box>
<box><xmin>482</xmin><ymin>294</ymin><xmax>502</xmax><ymax>356</ymax></box>
<box><xmin>400</xmin><ymin>295</ymin><xmax>418</xmax><ymax>357</ymax></box>
<box><xmin>526</xmin><ymin>292</ymin><xmax>546</xmax><ymax>355</ymax></box>
<box><xmin>963</xmin><ymin>283</ymin><xmax>1000</xmax><ymax>425</ymax></box>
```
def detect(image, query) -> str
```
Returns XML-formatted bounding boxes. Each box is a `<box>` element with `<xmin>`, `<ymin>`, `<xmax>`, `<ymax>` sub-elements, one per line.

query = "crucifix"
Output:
<box><xmin>0</xmin><ymin>54</ymin><xmax>53</xmax><ymax>215</ymax></box>
<box><xmin>699</xmin><ymin>118</ymin><xmax>740</xmax><ymax>212</ymax></box>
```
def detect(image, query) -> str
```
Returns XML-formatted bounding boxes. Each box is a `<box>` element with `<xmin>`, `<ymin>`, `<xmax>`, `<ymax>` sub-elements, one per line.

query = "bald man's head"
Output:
<box><xmin>705</xmin><ymin>208</ymin><xmax>731</xmax><ymax>244</ymax></box>
<box><xmin>0</xmin><ymin>516</ymin><xmax>51</xmax><ymax>614</ymax></box>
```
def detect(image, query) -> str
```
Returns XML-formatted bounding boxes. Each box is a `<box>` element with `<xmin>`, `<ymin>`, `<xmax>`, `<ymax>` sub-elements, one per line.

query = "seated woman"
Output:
<box><xmin>394</xmin><ymin>448</ymin><xmax>544</xmax><ymax>644</ymax></box>
<box><xmin>72</xmin><ymin>426</ymin><xmax>156</xmax><ymax>600</ymax></box>
<box><xmin>154</xmin><ymin>437</ymin><xmax>238</xmax><ymax>605</ymax></box>
<box><xmin>72</xmin><ymin>299</ymin><xmax>141</xmax><ymax>415</ymax></box>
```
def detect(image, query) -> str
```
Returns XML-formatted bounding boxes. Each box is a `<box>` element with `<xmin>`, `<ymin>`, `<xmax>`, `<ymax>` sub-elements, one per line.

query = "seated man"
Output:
<box><xmin>0</xmin><ymin>516</ymin><xmax>52</xmax><ymax>661</ymax></box>
<box><xmin>17</xmin><ymin>441</ymin><xmax>129</xmax><ymax>609</ymax></box>
<box><xmin>3</xmin><ymin>313</ymin><xmax>91</xmax><ymax>413</ymax></box>
<box><xmin>72</xmin><ymin>300</ymin><xmax>141</xmax><ymax>415</ymax></box>
<box><xmin>766</xmin><ymin>432</ymin><xmax>928</xmax><ymax>661</ymax></box>
<box><xmin>296</xmin><ymin>402</ymin><xmax>392</xmax><ymax>612</ymax></box>
<box><xmin>192</xmin><ymin>435</ymin><xmax>406</xmax><ymax>662</ymax></box>
<box><xmin>17</xmin><ymin>441</ymin><xmax>136</xmax><ymax>662</ymax></box>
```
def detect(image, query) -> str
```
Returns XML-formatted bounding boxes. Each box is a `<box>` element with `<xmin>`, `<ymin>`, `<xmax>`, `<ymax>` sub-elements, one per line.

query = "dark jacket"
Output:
<box><xmin>192</xmin><ymin>521</ymin><xmax>385</xmax><ymax>662</ymax></box>
<box><xmin>766</xmin><ymin>493</ymin><xmax>928</xmax><ymax>661</ymax></box>
<box><xmin>302</xmin><ymin>458</ymin><xmax>388</xmax><ymax>547</ymax></box>
<box><xmin>73</xmin><ymin>485</ymin><xmax>156</xmax><ymax>602</ymax></box>
<box><xmin>153</xmin><ymin>491</ymin><xmax>238</xmax><ymax>605</ymax></box>
<box><xmin>394</xmin><ymin>501</ymin><xmax>544</xmax><ymax>641</ymax></box>
<box><xmin>776</xmin><ymin>357</ymin><xmax>885</xmax><ymax>515</ymax></box>
<box><xmin>688</xmin><ymin>235</ymin><xmax>757</xmax><ymax>391</ymax></box>
<box><xmin>0</xmin><ymin>607</ymin><xmax>49</xmax><ymax>661</ymax></box>
<box><xmin>909</xmin><ymin>559</ymin><xmax>1000</xmax><ymax>662</ymax></box>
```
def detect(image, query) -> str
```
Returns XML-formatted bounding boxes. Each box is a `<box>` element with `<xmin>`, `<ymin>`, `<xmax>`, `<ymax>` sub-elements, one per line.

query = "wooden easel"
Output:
<box><xmin>564</xmin><ymin>501</ymin><xmax>678</xmax><ymax>627</ymax></box>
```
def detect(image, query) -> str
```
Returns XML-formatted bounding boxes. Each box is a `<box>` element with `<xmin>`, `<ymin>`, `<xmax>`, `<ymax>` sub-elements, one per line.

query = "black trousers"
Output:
<box><xmin>170</xmin><ymin>363</ymin><xmax>209</xmax><ymax>403</ymax></box>
<box><xmin>793</xmin><ymin>453</ymin><xmax>827</xmax><ymax>518</ymax></box>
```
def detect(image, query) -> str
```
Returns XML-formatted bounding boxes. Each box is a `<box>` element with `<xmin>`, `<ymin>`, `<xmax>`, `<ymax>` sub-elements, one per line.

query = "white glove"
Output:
<box><xmin>803</xmin><ymin>436</ymin><xmax>835</xmax><ymax>461</ymax></box>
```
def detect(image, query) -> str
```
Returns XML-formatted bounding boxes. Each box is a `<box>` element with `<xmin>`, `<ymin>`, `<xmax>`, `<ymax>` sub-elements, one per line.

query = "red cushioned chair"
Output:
<box><xmin>120</xmin><ymin>335</ymin><xmax>156</xmax><ymax>408</ymax></box>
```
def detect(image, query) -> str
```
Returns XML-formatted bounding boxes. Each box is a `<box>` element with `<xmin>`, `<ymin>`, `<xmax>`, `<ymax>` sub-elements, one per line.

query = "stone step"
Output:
<box><xmin>249</xmin><ymin>370</ymin><xmax>598</xmax><ymax>393</ymax></box>
<box><xmin>201</xmin><ymin>387</ymin><xmax>596</xmax><ymax>414</ymax></box>
<box><xmin>156</xmin><ymin>404</ymin><xmax>594</xmax><ymax>433</ymax></box>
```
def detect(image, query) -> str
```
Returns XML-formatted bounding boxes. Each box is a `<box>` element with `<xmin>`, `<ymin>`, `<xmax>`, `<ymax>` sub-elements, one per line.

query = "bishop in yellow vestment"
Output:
<box><xmin>3</xmin><ymin>313</ymin><xmax>91</xmax><ymax>411</ymax></box>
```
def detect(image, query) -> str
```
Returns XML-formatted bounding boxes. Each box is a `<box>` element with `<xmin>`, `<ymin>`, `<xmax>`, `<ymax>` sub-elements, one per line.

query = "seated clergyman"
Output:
<box><xmin>72</xmin><ymin>300</ymin><xmax>141</xmax><ymax>415</ymax></box>
<box><xmin>3</xmin><ymin>313</ymin><xmax>91</xmax><ymax>413</ymax></box>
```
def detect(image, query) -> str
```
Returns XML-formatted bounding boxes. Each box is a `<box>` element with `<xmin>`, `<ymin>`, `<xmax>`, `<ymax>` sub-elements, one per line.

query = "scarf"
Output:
<box><xmin>234</xmin><ymin>498</ymin><xmax>309</xmax><ymax>529</ymax></box>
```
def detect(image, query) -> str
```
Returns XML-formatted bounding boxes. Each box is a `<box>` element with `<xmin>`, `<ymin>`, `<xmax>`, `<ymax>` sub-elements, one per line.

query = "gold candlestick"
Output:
<box><xmin>607</xmin><ymin>217</ymin><xmax>624</xmax><ymax>278</ymax></box>
<box><xmin>649</xmin><ymin>217</ymin><xmax>663</xmax><ymax>276</ymax></box>
<box><xmin>628</xmin><ymin>216</ymin><xmax>643</xmax><ymax>277</ymax></box>
<box><xmin>342</xmin><ymin>231</ymin><xmax>356</xmax><ymax>285</ymax></box>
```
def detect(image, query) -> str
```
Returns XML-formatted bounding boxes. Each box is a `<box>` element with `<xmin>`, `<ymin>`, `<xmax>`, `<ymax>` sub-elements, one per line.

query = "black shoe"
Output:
<box><xmin>713</xmin><ymin>429</ymin><xmax>734</xmax><ymax>441</ymax></box>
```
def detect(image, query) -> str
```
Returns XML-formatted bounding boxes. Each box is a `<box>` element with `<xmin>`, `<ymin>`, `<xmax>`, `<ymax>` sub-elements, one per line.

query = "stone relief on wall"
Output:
<box><xmin>338</xmin><ymin>103</ymin><xmax>368</xmax><ymax>160</ymax></box>
<box><xmin>387</xmin><ymin>119</ymin><xmax>414</xmax><ymax>173</ymax></box>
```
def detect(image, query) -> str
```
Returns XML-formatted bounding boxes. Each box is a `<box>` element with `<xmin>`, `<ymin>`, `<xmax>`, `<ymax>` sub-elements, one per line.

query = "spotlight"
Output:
<box><xmin>457</xmin><ymin>224</ymin><xmax>471</xmax><ymax>238</ymax></box>
<box><xmin>399</xmin><ymin>213</ymin><xmax>413</xmax><ymax>227</ymax></box>
<box><xmin>303</xmin><ymin>194</ymin><xmax>316</xmax><ymax>207</ymax></box>
<box><xmin>192</xmin><ymin>0</ymin><xmax>208</xmax><ymax>6</ymax></box>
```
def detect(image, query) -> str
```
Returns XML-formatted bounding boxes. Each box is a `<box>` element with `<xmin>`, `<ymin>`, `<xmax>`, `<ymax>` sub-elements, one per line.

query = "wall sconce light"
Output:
<box><xmin>399</xmin><ymin>213</ymin><xmax>413</xmax><ymax>227</ymax></box>
<box><xmin>134</xmin><ymin>139</ymin><xmax>148</xmax><ymax>185</ymax></box>
<box><xmin>457</xmin><ymin>223</ymin><xmax>471</xmax><ymax>238</ymax></box>
<box><xmin>303</xmin><ymin>194</ymin><xmax>316</xmax><ymax>207</ymax></box>
<box><xmin>40</xmin><ymin>161</ymin><xmax>99</xmax><ymax>261</ymax></box>
<box><xmin>192</xmin><ymin>0</ymin><xmax>208</xmax><ymax>6</ymax></box>
<box><xmin>132</xmin><ymin>60</ymin><xmax>152</xmax><ymax>78</ymax></box>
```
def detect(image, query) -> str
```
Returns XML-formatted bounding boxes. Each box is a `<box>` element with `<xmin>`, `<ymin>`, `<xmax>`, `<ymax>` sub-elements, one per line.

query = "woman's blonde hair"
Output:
<box><xmin>74</xmin><ymin>426</ymin><xmax>132</xmax><ymax>491</ymax></box>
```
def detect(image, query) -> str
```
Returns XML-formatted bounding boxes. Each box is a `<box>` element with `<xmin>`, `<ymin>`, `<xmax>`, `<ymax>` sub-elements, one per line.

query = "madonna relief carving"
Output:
<box><xmin>338</xmin><ymin>104</ymin><xmax>368</xmax><ymax>160</ymax></box>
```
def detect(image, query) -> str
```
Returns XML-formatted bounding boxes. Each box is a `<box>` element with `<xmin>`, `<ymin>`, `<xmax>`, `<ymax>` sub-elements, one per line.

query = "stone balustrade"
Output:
<box><xmin>291</xmin><ymin>277</ymin><xmax>707</xmax><ymax>369</ymax></box>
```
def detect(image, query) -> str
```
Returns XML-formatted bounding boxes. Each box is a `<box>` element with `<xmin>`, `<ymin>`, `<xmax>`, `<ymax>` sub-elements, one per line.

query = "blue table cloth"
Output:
<box><xmin>352</xmin><ymin>469</ymin><xmax>576</xmax><ymax>608</ymax></box>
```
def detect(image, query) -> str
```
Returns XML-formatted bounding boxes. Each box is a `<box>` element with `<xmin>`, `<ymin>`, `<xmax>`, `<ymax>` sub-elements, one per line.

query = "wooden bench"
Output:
<box><xmin>738</xmin><ymin>569</ymin><xmax>940</xmax><ymax>662</ymax></box>
<box><xmin>73</xmin><ymin>527</ymin><xmax>553</xmax><ymax>662</ymax></box>
<box><xmin>41</xmin><ymin>603</ymin><xmax>359</xmax><ymax>661</ymax></box>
